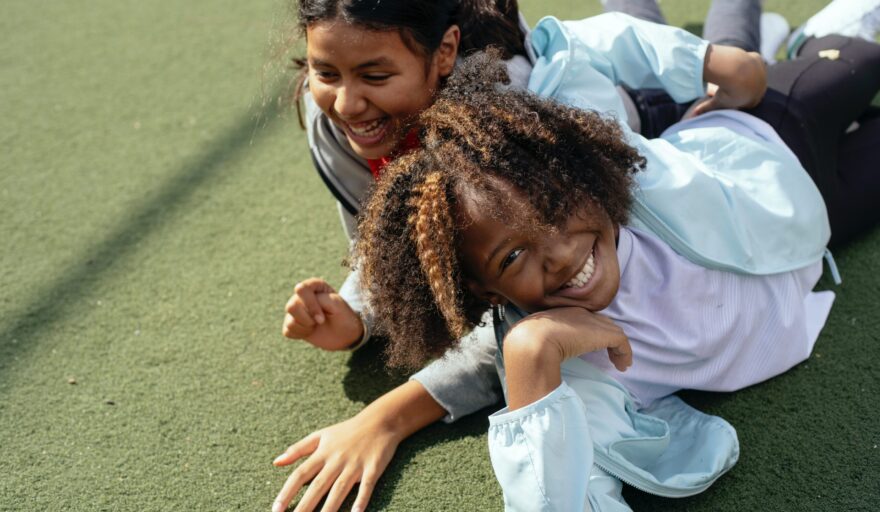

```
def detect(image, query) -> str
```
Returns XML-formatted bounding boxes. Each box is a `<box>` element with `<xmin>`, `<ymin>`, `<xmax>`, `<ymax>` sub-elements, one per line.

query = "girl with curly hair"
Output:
<box><xmin>352</xmin><ymin>48</ymin><xmax>847</xmax><ymax>508</ymax></box>
<box><xmin>271</xmin><ymin>2</ymin><xmax>880</xmax><ymax>510</ymax></box>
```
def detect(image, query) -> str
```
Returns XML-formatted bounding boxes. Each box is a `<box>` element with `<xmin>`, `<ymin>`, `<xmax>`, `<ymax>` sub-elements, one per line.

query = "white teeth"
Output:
<box><xmin>564</xmin><ymin>250</ymin><xmax>595</xmax><ymax>289</ymax></box>
<box><xmin>347</xmin><ymin>118</ymin><xmax>386</xmax><ymax>137</ymax></box>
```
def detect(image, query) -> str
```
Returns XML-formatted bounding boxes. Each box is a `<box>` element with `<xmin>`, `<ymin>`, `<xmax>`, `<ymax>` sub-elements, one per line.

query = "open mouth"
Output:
<box><xmin>342</xmin><ymin>117</ymin><xmax>389</xmax><ymax>145</ymax></box>
<box><xmin>562</xmin><ymin>246</ymin><xmax>596</xmax><ymax>290</ymax></box>
<box><xmin>562</xmin><ymin>248</ymin><xmax>596</xmax><ymax>289</ymax></box>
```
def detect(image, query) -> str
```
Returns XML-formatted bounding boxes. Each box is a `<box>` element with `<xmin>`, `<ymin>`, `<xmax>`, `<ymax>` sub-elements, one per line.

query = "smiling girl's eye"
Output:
<box><xmin>501</xmin><ymin>248</ymin><xmax>523</xmax><ymax>271</ymax></box>
<box><xmin>313</xmin><ymin>69</ymin><xmax>338</xmax><ymax>81</ymax></box>
<box><xmin>362</xmin><ymin>73</ymin><xmax>391</xmax><ymax>82</ymax></box>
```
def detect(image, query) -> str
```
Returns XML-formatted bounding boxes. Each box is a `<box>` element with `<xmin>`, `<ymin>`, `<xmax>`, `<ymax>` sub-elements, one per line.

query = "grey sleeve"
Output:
<box><xmin>304</xmin><ymin>88</ymin><xmax>373</xmax><ymax>236</ymax></box>
<box><xmin>337</xmin><ymin>266</ymin><xmax>375</xmax><ymax>336</ymax></box>
<box><xmin>411</xmin><ymin>314</ymin><xmax>502</xmax><ymax>423</ymax></box>
<box><xmin>304</xmin><ymin>87</ymin><xmax>502</xmax><ymax>420</ymax></box>
<box><xmin>337</xmin><ymin>203</ymin><xmax>358</xmax><ymax>242</ymax></box>
<box><xmin>341</xmin><ymin>269</ymin><xmax>501</xmax><ymax>419</ymax></box>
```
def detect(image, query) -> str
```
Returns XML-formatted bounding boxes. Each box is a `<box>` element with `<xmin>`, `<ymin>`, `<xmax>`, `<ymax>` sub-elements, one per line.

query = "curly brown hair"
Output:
<box><xmin>356</xmin><ymin>51</ymin><xmax>646</xmax><ymax>369</ymax></box>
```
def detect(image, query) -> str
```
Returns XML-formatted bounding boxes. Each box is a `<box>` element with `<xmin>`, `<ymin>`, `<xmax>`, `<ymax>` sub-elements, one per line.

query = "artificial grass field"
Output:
<box><xmin>1</xmin><ymin>0</ymin><xmax>878</xmax><ymax>510</ymax></box>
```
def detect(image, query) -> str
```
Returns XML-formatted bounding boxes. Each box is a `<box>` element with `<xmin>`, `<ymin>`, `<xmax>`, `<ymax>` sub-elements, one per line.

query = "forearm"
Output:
<box><xmin>500</xmin><ymin>308</ymin><xmax>631</xmax><ymax>411</ymax></box>
<box><xmin>502</xmin><ymin>324</ymin><xmax>564</xmax><ymax>411</ymax></box>
<box><xmin>361</xmin><ymin>380</ymin><xmax>447</xmax><ymax>441</ymax></box>
<box><xmin>702</xmin><ymin>43</ymin><xmax>766</xmax><ymax>108</ymax></box>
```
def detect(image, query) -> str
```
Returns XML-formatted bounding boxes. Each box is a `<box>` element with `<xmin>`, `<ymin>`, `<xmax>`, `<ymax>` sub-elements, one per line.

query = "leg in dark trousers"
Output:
<box><xmin>745</xmin><ymin>35</ymin><xmax>880</xmax><ymax>246</ymax></box>
<box><xmin>703</xmin><ymin>0</ymin><xmax>761</xmax><ymax>52</ymax></box>
<box><xmin>829</xmin><ymin>114</ymin><xmax>880</xmax><ymax>244</ymax></box>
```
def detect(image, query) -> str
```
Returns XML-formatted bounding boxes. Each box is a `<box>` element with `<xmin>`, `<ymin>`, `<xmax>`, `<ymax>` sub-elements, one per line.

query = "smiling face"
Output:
<box><xmin>305</xmin><ymin>21</ymin><xmax>459</xmax><ymax>160</ymax></box>
<box><xmin>458</xmin><ymin>186</ymin><xmax>621</xmax><ymax>314</ymax></box>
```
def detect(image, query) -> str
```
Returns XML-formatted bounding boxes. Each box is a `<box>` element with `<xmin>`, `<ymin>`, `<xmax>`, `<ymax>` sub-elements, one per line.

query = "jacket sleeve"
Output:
<box><xmin>303</xmin><ymin>88</ymin><xmax>373</xmax><ymax>238</ymax></box>
<box><xmin>527</xmin><ymin>13</ymin><xmax>709</xmax><ymax>125</ymax></box>
<box><xmin>488</xmin><ymin>382</ymin><xmax>633</xmax><ymax>511</ymax></box>
<box><xmin>410</xmin><ymin>314</ymin><xmax>503</xmax><ymax>423</ymax></box>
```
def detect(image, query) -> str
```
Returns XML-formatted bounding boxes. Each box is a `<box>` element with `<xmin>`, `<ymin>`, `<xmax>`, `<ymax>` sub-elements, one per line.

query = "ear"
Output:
<box><xmin>465</xmin><ymin>278</ymin><xmax>507</xmax><ymax>307</ymax></box>
<box><xmin>435</xmin><ymin>25</ymin><xmax>460</xmax><ymax>77</ymax></box>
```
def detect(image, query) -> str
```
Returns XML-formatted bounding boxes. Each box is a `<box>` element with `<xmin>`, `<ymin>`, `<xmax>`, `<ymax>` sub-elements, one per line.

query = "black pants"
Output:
<box><xmin>744</xmin><ymin>35</ymin><xmax>880</xmax><ymax>247</ymax></box>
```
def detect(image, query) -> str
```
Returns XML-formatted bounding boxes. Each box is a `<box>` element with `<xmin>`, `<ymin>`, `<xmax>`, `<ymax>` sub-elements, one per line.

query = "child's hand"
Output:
<box><xmin>502</xmin><ymin>307</ymin><xmax>632</xmax><ymax>410</ymax></box>
<box><xmin>505</xmin><ymin>307</ymin><xmax>632</xmax><ymax>371</ymax></box>
<box><xmin>283</xmin><ymin>278</ymin><xmax>364</xmax><ymax>351</ymax></box>
<box><xmin>271</xmin><ymin>413</ymin><xmax>401</xmax><ymax>512</ymax></box>
<box><xmin>690</xmin><ymin>44</ymin><xmax>766</xmax><ymax>117</ymax></box>
<box><xmin>271</xmin><ymin>381</ymin><xmax>445</xmax><ymax>512</ymax></box>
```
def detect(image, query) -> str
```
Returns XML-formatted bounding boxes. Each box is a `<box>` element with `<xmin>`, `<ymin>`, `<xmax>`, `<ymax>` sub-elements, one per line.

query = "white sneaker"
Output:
<box><xmin>760</xmin><ymin>12</ymin><xmax>790</xmax><ymax>64</ymax></box>
<box><xmin>787</xmin><ymin>0</ymin><xmax>880</xmax><ymax>58</ymax></box>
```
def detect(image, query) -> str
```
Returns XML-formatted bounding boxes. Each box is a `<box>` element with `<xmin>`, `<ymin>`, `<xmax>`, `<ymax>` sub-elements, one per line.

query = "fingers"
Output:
<box><xmin>283</xmin><ymin>313</ymin><xmax>312</xmax><ymax>339</ymax></box>
<box><xmin>607</xmin><ymin>337</ymin><xmax>633</xmax><ymax>372</ymax></box>
<box><xmin>284</xmin><ymin>279</ymin><xmax>336</xmax><ymax>337</ymax></box>
<box><xmin>319</xmin><ymin>468</ymin><xmax>359</xmax><ymax>512</ymax></box>
<box><xmin>351</xmin><ymin>468</ymin><xmax>379</xmax><ymax>512</ymax></box>
<box><xmin>290</xmin><ymin>287</ymin><xmax>324</xmax><ymax>327</ymax></box>
<box><xmin>274</xmin><ymin>433</ymin><xmax>320</xmax><ymax>467</ymax></box>
<box><xmin>315</xmin><ymin>293</ymin><xmax>341</xmax><ymax>317</ymax></box>
<box><xmin>688</xmin><ymin>97</ymin><xmax>716</xmax><ymax>117</ymax></box>
<box><xmin>293</xmin><ymin>465</ymin><xmax>342</xmax><ymax>512</ymax></box>
<box><xmin>273</xmin><ymin>457</ymin><xmax>323</xmax><ymax>512</ymax></box>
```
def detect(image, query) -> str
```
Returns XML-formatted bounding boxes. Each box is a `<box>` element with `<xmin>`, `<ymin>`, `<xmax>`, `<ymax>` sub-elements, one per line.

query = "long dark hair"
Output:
<box><xmin>290</xmin><ymin>0</ymin><xmax>525</xmax><ymax>125</ymax></box>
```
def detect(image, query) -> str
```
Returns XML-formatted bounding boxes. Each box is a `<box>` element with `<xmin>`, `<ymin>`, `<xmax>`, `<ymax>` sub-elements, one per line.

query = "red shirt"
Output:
<box><xmin>366</xmin><ymin>129</ymin><xmax>421</xmax><ymax>179</ymax></box>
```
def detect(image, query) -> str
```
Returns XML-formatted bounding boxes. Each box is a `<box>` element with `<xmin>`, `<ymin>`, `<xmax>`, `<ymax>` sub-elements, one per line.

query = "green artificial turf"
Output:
<box><xmin>1</xmin><ymin>0</ymin><xmax>877</xmax><ymax>510</ymax></box>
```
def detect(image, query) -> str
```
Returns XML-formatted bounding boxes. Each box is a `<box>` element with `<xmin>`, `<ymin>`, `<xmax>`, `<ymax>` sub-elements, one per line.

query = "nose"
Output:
<box><xmin>333</xmin><ymin>82</ymin><xmax>367</xmax><ymax>119</ymax></box>
<box><xmin>542</xmin><ymin>235</ymin><xmax>575</xmax><ymax>276</ymax></box>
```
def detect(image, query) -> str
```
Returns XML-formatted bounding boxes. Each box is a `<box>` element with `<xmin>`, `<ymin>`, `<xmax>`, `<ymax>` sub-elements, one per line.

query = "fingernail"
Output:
<box><xmin>351</xmin><ymin>506</ymin><xmax>363</xmax><ymax>512</ymax></box>
<box><xmin>272</xmin><ymin>500</ymin><xmax>285</xmax><ymax>512</ymax></box>
<box><xmin>316</xmin><ymin>314</ymin><xmax>325</xmax><ymax>324</ymax></box>
<box><xmin>272</xmin><ymin>454</ymin><xmax>285</xmax><ymax>465</ymax></box>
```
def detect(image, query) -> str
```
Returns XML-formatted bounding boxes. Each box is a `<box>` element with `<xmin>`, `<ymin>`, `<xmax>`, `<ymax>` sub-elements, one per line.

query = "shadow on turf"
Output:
<box><xmin>342</xmin><ymin>336</ymin><xmax>408</xmax><ymax>403</ymax></box>
<box><xmin>0</xmin><ymin>94</ymin><xmax>285</xmax><ymax>385</ymax></box>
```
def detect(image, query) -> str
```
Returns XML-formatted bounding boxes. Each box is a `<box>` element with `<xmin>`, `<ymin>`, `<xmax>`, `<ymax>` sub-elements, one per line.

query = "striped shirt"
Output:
<box><xmin>581</xmin><ymin>226</ymin><xmax>834</xmax><ymax>407</ymax></box>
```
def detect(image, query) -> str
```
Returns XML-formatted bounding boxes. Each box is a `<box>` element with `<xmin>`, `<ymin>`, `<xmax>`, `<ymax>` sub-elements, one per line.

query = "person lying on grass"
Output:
<box><xmin>273</xmin><ymin>6</ymin><xmax>880</xmax><ymax>510</ymax></box>
<box><xmin>348</xmin><ymin>52</ymin><xmax>836</xmax><ymax>510</ymax></box>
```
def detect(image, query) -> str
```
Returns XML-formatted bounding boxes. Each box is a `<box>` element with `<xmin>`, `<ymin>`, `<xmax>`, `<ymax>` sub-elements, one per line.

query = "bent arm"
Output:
<box><xmin>529</xmin><ymin>12</ymin><xmax>710</xmax><ymax>115</ymax></box>
<box><xmin>411</xmin><ymin>316</ymin><xmax>503</xmax><ymax>422</ymax></box>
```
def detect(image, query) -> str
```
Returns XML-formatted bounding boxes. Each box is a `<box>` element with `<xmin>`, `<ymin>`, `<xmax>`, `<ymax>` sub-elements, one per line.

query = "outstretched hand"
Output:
<box><xmin>272</xmin><ymin>415</ymin><xmax>401</xmax><ymax>512</ymax></box>
<box><xmin>283</xmin><ymin>278</ymin><xmax>364</xmax><ymax>351</ymax></box>
<box><xmin>271</xmin><ymin>381</ymin><xmax>447</xmax><ymax>512</ymax></box>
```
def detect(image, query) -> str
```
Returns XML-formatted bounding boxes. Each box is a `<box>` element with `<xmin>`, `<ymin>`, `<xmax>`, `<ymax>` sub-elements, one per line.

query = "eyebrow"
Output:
<box><xmin>309</xmin><ymin>57</ymin><xmax>395</xmax><ymax>69</ymax></box>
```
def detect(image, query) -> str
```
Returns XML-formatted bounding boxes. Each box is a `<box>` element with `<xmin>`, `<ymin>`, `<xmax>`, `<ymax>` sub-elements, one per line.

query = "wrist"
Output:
<box><xmin>343</xmin><ymin>312</ymin><xmax>369</xmax><ymax>350</ymax></box>
<box><xmin>358</xmin><ymin>381</ymin><xmax>447</xmax><ymax>442</ymax></box>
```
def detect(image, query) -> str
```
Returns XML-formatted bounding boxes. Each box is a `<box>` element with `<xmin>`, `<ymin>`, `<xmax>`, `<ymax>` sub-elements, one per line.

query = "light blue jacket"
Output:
<box><xmin>487</xmin><ymin>14</ymin><xmax>832</xmax><ymax>511</ymax></box>
<box><xmin>528</xmin><ymin>13</ymin><xmax>831</xmax><ymax>276</ymax></box>
<box><xmin>491</xmin><ymin>305</ymin><xmax>739</xmax><ymax>511</ymax></box>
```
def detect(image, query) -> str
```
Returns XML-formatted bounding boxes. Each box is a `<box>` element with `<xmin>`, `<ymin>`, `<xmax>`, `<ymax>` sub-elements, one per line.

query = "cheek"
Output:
<box><xmin>308</xmin><ymin>80</ymin><xmax>335</xmax><ymax>115</ymax></box>
<box><xmin>377</xmin><ymin>77</ymin><xmax>436</xmax><ymax>120</ymax></box>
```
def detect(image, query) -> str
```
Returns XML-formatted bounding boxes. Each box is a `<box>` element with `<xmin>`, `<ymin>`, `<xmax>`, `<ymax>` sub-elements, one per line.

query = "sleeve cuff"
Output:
<box><xmin>488</xmin><ymin>382</ymin><xmax>578</xmax><ymax>426</ymax></box>
<box><xmin>342</xmin><ymin>312</ymin><xmax>370</xmax><ymax>351</ymax></box>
